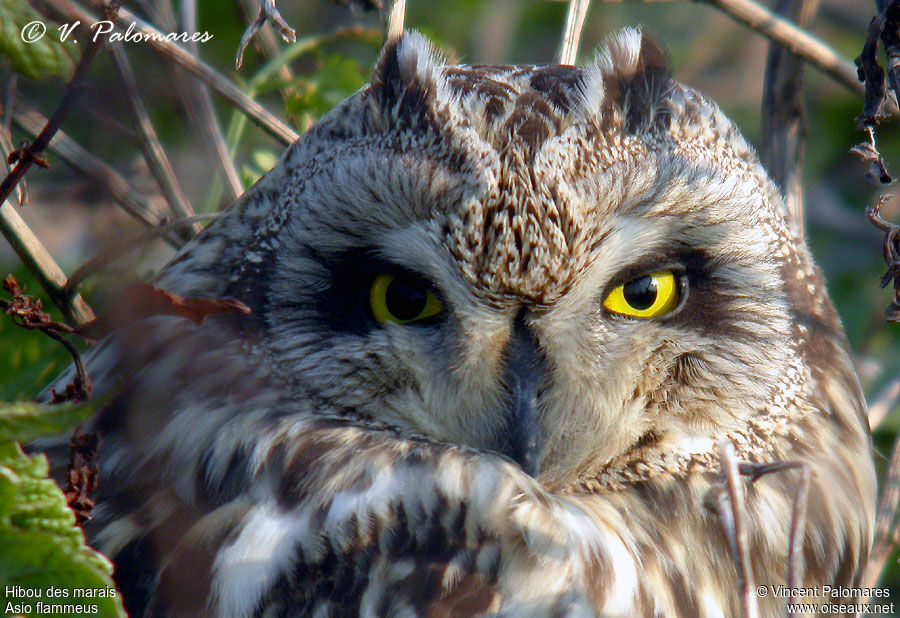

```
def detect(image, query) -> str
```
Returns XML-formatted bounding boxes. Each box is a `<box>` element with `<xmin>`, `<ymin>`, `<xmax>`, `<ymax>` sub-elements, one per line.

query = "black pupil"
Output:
<box><xmin>623</xmin><ymin>276</ymin><xmax>658</xmax><ymax>310</ymax></box>
<box><xmin>385</xmin><ymin>277</ymin><xmax>427</xmax><ymax>321</ymax></box>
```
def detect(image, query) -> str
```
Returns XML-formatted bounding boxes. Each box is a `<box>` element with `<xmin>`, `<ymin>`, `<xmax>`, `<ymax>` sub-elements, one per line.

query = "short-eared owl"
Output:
<box><xmin>58</xmin><ymin>28</ymin><xmax>875</xmax><ymax>617</ymax></box>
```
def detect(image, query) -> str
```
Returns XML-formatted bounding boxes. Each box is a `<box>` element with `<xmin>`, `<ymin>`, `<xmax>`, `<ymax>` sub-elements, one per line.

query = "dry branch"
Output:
<box><xmin>386</xmin><ymin>0</ymin><xmax>406</xmax><ymax>42</ymax></box>
<box><xmin>142</xmin><ymin>0</ymin><xmax>244</xmax><ymax>204</ymax></box>
<box><xmin>760</xmin><ymin>0</ymin><xmax>819</xmax><ymax>234</ymax></box>
<box><xmin>236</xmin><ymin>0</ymin><xmax>297</xmax><ymax>70</ymax></box>
<box><xmin>558</xmin><ymin>0</ymin><xmax>591</xmax><ymax>66</ymax></box>
<box><xmin>0</xmin><ymin>202</ymin><xmax>94</xmax><ymax>326</ymax></box>
<box><xmin>589</xmin><ymin>0</ymin><xmax>884</xmax><ymax>109</ymax></box>
<box><xmin>11</xmin><ymin>100</ymin><xmax>174</xmax><ymax>243</ymax></box>
<box><xmin>110</xmin><ymin>44</ymin><xmax>200</xmax><ymax>240</ymax></box>
<box><xmin>63</xmin><ymin>214</ymin><xmax>220</xmax><ymax>294</ymax></box>
<box><xmin>709</xmin><ymin>440</ymin><xmax>759</xmax><ymax>618</ymax></box>
<box><xmin>51</xmin><ymin>0</ymin><xmax>299</xmax><ymax>145</ymax></box>
<box><xmin>861</xmin><ymin>432</ymin><xmax>900</xmax><ymax>588</ymax></box>
<box><xmin>0</xmin><ymin>0</ymin><xmax>122</xmax><ymax>206</ymax></box>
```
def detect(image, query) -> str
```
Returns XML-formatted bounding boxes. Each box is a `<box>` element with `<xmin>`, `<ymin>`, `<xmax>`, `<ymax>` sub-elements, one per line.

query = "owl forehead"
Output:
<box><xmin>357</xmin><ymin>31</ymin><xmax>677</xmax><ymax>304</ymax></box>
<box><xmin>172</xmin><ymin>29</ymin><xmax>783</xmax><ymax>312</ymax></box>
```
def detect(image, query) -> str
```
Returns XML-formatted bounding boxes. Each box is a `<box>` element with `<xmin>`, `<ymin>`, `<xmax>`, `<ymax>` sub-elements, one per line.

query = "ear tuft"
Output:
<box><xmin>591</xmin><ymin>27</ymin><xmax>673</xmax><ymax>134</ymax></box>
<box><xmin>369</xmin><ymin>32</ymin><xmax>443</xmax><ymax>129</ymax></box>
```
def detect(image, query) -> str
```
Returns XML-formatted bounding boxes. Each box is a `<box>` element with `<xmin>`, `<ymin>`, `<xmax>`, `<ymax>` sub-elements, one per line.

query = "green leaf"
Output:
<box><xmin>0</xmin><ymin>400</ymin><xmax>96</xmax><ymax>444</ymax></box>
<box><xmin>0</xmin><ymin>442</ymin><xmax>125</xmax><ymax>617</ymax></box>
<box><xmin>0</xmin><ymin>0</ymin><xmax>79</xmax><ymax>80</ymax></box>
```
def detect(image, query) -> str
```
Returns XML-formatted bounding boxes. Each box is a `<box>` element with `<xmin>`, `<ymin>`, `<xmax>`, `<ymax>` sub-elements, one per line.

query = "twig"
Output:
<box><xmin>46</xmin><ymin>330</ymin><xmax>91</xmax><ymax>403</ymax></box>
<box><xmin>11</xmin><ymin>100</ymin><xmax>174</xmax><ymax>243</ymax></box>
<box><xmin>1</xmin><ymin>275</ymin><xmax>92</xmax><ymax>402</ymax></box>
<box><xmin>587</xmin><ymin>0</ymin><xmax>887</xmax><ymax>110</ymax></box>
<box><xmin>222</xmin><ymin>27</ymin><xmax>380</xmax><ymax>174</ymax></box>
<box><xmin>385</xmin><ymin>0</ymin><xmax>406</xmax><ymax>42</ymax></box>
<box><xmin>234</xmin><ymin>0</ymin><xmax>297</xmax><ymax>107</ymax></box>
<box><xmin>54</xmin><ymin>0</ymin><xmax>298</xmax><ymax>145</ymax></box>
<box><xmin>63</xmin><ymin>214</ymin><xmax>220</xmax><ymax>294</ymax></box>
<box><xmin>868</xmin><ymin>375</ymin><xmax>900</xmax><ymax>429</ymax></box>
<box><xmin>704</xmin><ymin>0</ymin><xmax>879</xmax><ymax>106</ymax></box>
<box><xmin>710</xmin><ymin>440</ymin><xmax>759</xmax><ymax>618</ymax></box>
<box><xmin>760</xmin><ymin>0</ymin><xmax>819</xmax><ymax>234</ymax></box>
<box><xmin>0</xmin><ymin>70</ymin><xmax>26</xmax><ymax>206</ymax></box>
<box><xmin>235</xmin><ymin>0</ymin><xmax>297</xmax><ymax>70</ymax></box>
<box><xmin>851</xmin><ymin>126</ymin><xmax>893</xmax><ymax>185</ymax></box>
<box><xmin>861</xmin><ymin>432</ymin><xmax>900</xmax><ymax>588</ymax></box>
<box><xmin>0</xmin><ymin>0</ymin><xmax>122</xmax><ymax>206</ymax></box>
<box><xmin>145</xmin><ymin>0</ymin><xmax>243</xmax><ymax>204</ymax></box>
<box><xmin>738</xmin><ymin>461</ymin><xmax>813</xmax><ymax>604</ymax></box>
<box><xmin>865</xmin><ymin>194</ymin><xmax>900</xmax><ymax>321</ymax></box>
<box><xmin>110</xmin><ymin>44</ymin><xmax>200</xmax><ymax>240</ymax></box>
<box><xmin>785</xmin><ymin>464</ymin><xmax>811</xmax><ymax>599</ymax></box>
<box><xmin>181</xmin><ymin>0</ymin><xmax>243</xmax><ymax>202</ymax></box>
<box><xmin>558</xmin><ymin>0</ymin><xmax>591</xmax><ymax>66</ymax></box>
<box><xmin>0</xmin><ymin>202</ymin><xmax>94</xmax><ymax>326</ymax></box>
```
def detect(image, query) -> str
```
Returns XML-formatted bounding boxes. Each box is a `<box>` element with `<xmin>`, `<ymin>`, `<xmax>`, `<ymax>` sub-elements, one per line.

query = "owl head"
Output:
<box><xmin>158</xmin><ymin>28</ymin><xmax>865</xmax><ymax>490</ymax></box>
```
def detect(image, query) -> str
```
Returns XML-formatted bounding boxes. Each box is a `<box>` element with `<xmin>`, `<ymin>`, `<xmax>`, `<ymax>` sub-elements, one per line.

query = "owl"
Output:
<box><xmin>56</xmin><ymin>28</ymin><xmax>875</xmax><ymax>616</ymax></box>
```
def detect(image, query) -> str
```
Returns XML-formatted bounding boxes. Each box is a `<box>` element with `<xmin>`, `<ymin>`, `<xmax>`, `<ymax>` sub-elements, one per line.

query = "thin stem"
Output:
<box><xmin>110</xmin><ymin>44</ymin><xmax>200</xmax><ymax>239</ymax></box>
<box><xmin>0</xmin><ymin>200</ymin><xmax>94</xmax><ymax>326</ymax></box>
<box><xmin>386</xmin><ymin>0</ymin><xmax>406</xmax><ymax>42</ymax></box>
<box><xmin>861</xmin><ymin>432</ymin><xmax>900</xmax><ymax>588</ymax></box>
<box><xmin>716</xmin><ymin>440</ymin><xmax>759</xmax><ymax>618</ymax></box>
<box><xmin>11</xmin><ymin>100</ymin><xmax>175</xmax><ymax>244</ymax></box>
<box><xmin>0</xmin><ymin>0</ymin><xmax>122</xmax><ymax>205</ymax></box>
<box><xmin>179</xmin><ymin>0</ymin><xmax>244</xmax><ymax>201</ymax></box>
<box><xmin>558</xmin><ymin>0</ymin><xmax>591</xmax><ymax>66</ymax></box>
<box><xmin>54</xmin><ymin>0</ymin><xmax>299</xmax><ymax>145</ymax></box>
<box><xmin>760</xmin><ymin>0</ymin><xmax>819</xmax><ymax>235</ymax></box>
<box><xmin>222</xmin><ymin>27</ymin><xmax>379</xmax><ymax>166</ymax></box>
<box><xmin>868</xmin><ymin>375</ymin><xmax>900</xmax><ymax>429</ymax></box>
<box><xmin>63</xmin><ymin>214</ymin><xmax>220</xmax><ymax>294</ymax></box>
<box><xmin>588</xmin><ymin>0</ymin><xmax>889</xmax><ymax>110</ymax></box>
<box><xmin>786</xmin><ymin>464</ymin><xmax>811</xmax><ymax>601</ymax></box>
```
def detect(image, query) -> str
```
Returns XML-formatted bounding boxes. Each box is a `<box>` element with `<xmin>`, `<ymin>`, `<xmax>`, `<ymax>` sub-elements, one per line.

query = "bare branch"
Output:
<box><xmin>0</xmin><ymin>0</ymin><xmax>122</xmax><ymax>206</ymax></box>
<box><xmin>760</xmin><ymin>0</ymin><xmax>819</xmax><ymax>234</ymax></box>
<box><xmin>235</xmin><ymin>0</ymin><xmax>297</xmax><ymax>70</ymax></box>
<box><xmin>234</xmin><ymin>0</ymin><xmax>297</xmax><ymax>108</ymax></box>
<box><xmin>386</xmin><ymin>0</ymin><xmax>406</xmax><ymax>42</ymax></box>
<box><xmin>558</xmin><ymin>0</ymin><xmax>591</xmax><ymax>66</ymax></box>
<box><xmin>11</xmin><ymin>100</ymin><xmax>175</xmax><ymax>243</ymax></box>
<box><xmin>868</xmin><ymin>375</ymin><xmax>900</xmax><ymax>429</ymax></box>
<box><xmin>0</xmin><ymin>205</ymin><xmax>94</xmax><ymax>326</ymax></box>
<box><xmin>586</xmin><ymin>0</ymin><xmax>886</xmax><ymax>110</ymax></box>
<box><xmin>710</xmin><ymin>440</ymin><xmax>759</xmax><ymax>618</ymax></box>
<box><xmin>861</xmin><ymin>432</ymin><xmax>900</xmax><ymax>588</ymax></box>
<box><xmin>110</xmin><ymin>44</ymin><xmax>200</xmax><ymax>240</ymax></box>
<box><xmin>786</xmin><ymin>464</ymin><xmax>811</xmax><ymax>598</ymax></box>
<box><xmin>737</xmin><ymin>460</ymin><xmax>811</xmax><ymax>605</ymax></box>
<box><xmin>63</xmin><ymin>214</ymin><xmax>220</xmax><ymax>294</ymax></box>
<box><xmin>173</xmin><ymin>0</ymin><xmax>244</xmax><ymax>202</ymax></box>
<box><xmin>52</xmin><ymin>0</ymin><xmax>299</xmax><ymax>145</ymax></box>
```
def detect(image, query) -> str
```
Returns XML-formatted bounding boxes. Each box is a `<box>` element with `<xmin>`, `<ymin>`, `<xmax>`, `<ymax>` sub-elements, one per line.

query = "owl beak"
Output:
<box><xmin>504</xmin><ymin>312</ymin><xmax>544</xmax><ymax>478</ymax></box>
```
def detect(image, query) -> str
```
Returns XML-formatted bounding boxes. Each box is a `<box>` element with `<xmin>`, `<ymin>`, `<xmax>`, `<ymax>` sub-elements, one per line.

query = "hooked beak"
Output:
<box><xmin>503</xmin><ymin>311</ymin><xmax>544</xmax><ymax>478</ymax></box>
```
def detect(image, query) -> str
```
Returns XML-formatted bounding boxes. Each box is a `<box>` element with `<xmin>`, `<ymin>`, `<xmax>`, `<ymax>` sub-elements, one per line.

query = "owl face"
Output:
<box><xmin>163</xmin><ymin>29</ymin><xmax>852</xmax><ymax>487</ymax></box>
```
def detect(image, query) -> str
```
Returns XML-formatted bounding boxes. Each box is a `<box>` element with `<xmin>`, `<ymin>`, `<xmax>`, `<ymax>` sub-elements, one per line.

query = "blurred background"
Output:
<box><xmin>1</xmin><ymin>0</ymin><xmax>898</xmax><ymax>603</ymax></box>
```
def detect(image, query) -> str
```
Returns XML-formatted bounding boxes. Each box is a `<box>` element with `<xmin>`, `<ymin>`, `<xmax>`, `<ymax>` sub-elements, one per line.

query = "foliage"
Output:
<box><xmin>0</xmin><ymin>0</ymin><xmax>78</xmax><ymax>80</ymax></box>
<box><xmin>0</xmin><ymin>401</ymin><xmax>124</xmax><ymax>618</ymax></box>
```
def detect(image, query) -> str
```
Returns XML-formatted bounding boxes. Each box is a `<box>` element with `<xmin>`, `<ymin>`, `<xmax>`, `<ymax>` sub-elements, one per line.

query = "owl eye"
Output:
<box><xmin>369</xmin><ymin>273</ymin><xmax>444</xmax><ymax>325</ymax></box>
<box><xmin>603</xmin><ymin>270</ymin><xmax>680</xmax><ymax>318</ymax></box>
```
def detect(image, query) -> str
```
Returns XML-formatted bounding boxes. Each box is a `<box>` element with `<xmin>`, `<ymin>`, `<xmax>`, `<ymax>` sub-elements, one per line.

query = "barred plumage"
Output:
<box><xmin>51</xmin><ymin>28</ymin><xmax>874</xmax><ymax>616</ymax></box>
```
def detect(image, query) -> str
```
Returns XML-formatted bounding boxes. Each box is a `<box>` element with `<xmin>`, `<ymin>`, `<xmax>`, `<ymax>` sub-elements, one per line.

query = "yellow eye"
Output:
<box><xmin>602</xmin><ymin>270</ymin><xmax>680</xmax><ymax>318</ymax></box>
<box><xmin>369</xmin><ymin>273</ymin><xmax>444</xmax><ymax>325</ymax></box>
